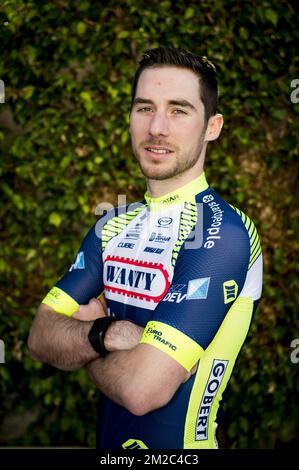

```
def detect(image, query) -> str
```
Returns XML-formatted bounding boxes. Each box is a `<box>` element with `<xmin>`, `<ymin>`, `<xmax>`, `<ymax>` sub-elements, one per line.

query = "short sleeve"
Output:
<box><xmin>42</xmin><ymin>222</ymin><xmax>104</xmax><ymax>316</ymax></box>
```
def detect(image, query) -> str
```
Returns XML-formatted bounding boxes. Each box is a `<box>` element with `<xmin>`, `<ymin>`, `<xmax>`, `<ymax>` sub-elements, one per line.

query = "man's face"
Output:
<box><xmin>130</xmin><ymin>66</ymin><xmax>208</xmax><ymax>181</ymax></box>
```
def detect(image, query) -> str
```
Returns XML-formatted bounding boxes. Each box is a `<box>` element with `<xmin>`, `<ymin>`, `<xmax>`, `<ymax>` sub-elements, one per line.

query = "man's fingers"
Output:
<box><xmin>98</xmin><ymin>294</ymin><xmax>108</xmax><ymax>313</ymax></box>
<box><xmin>72</xmin><ymin>310</ymin><xmax>82</xmax><ymax>320</ymax></box>
<box><xmin>72</xmin><ymin>298</ymin><xmax>107</xmax><ymax>321</ymax></box>
<box><xmin>72</xmin><ymin>304</ymin><xmax>91</xmax><ymax>321</ymax></box>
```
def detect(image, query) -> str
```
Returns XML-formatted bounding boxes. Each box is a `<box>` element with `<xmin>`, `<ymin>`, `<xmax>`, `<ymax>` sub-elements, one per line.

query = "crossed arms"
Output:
<box><xmin>28</xmin><ymin>298</ymin><xmax>195</xmax><ymax>416</ymax></box>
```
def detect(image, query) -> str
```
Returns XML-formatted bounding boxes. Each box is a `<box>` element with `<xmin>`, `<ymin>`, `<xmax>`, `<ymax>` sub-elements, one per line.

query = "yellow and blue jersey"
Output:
<box><xmin>42</xmin><ymin>172</ymin><xmax>263</xmax><ymax>449</ymax></box>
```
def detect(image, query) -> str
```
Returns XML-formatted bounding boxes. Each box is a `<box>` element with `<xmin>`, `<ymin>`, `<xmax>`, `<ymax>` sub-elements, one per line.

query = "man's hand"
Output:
<box><xmin>105</xmin><ymin>321</ymin><xmax>144</xmax><ymax>352</ymax></box>
<box><xmin>72</xmin><ymin>296</ymin><xmax>107</xmax><ymax>321</ymax></box>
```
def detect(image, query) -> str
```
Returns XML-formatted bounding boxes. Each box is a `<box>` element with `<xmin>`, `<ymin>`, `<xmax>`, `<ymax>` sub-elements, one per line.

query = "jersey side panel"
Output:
<box><xmin>184</xmin><ymin>200</ymin><xmax>263</xmax><ymax>448</ymax></box>
<box><xmin>184</xmin><ymin>296</ymin><xmax>254</xmax><ymax>448</ymax></box>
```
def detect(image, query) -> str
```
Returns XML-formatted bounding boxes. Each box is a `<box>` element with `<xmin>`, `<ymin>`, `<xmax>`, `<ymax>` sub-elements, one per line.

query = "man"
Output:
<box><xmin>28</xmin><ymin>46</ymin><xmax>263</xmax><ymax>449</ymax></box>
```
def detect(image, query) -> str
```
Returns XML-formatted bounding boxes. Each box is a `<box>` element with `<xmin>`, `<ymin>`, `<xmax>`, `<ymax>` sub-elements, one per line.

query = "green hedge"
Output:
<box><xmin>0</xmin><ymin>0</ymin><xmax>298</xmax><ymax>448</ymax></box>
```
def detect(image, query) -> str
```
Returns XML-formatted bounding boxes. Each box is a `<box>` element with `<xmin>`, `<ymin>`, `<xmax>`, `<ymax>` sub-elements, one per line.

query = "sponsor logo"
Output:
<box><xmin>202</xmin><ymin>194</ymin><xmax>214</xmax><ymax>203</ymax></box>
<box><xmin>149</xmin><ymin>232</ymin><xmax>171</xmax><ymax>243</ymax></box>
<box><xmin>186</xmin><ymin>277</ymin><xmax>210</xmax><ymax>300</ymax></box>
<box><xmin>104</xmin><ymin>256</ymin><xmax>170</xmax><ymax>302</ymax></box>
<box><xmin>162</xmin><ymin>194</ymin><xmax>179</xmax><ymax>205</ymax></box>
<box><xmin>125</xmin><ymin>232</ymin><xmax>139</xmax><ymax>240</ymax></box>
<box><xmin>144</xmin><ymin>246</ymin><xmax>164</xmax><ymax>254</ymax></box>
<box><xmin>196</xmin><ymin>359</ymin><xmax>228</xmax><ymax>441</ymax></box>
<box><xmin>157</xmin><ymin>217</ymin><xmax>173</xmax><ymax>227</ymax></box>
<box><xmin>202</xmin><ymin>195</ymin><xmax>224</xmax><ymax>249</ymax></box>
<box><xmin>162</xmin><ymin>279</ymin><xmax>211</xmax><ymax>303</ymax></box>
<box><xmin>144</xmin><ymin>327</ymin><xmax>177</xmax><ymax>351</ymax></box>
<box><xmin>122</xmin><ymin>439</ymin><xmax>148</xmax><ymax>449</ymax></box>
<box><xmin>118</xmin><ymin>242</ymin><xmax>135</xmax><ymax>249</ymax></box>
<box><xmin>125</xmin><ymin>222</ymin><xmax>143</xmax><ymax>240</ymax></box>
<box><xmin>162</xmin><ymin>284</ymin><xmax>187</xmax><ymax>303</ymax></box>
<box><xmin>223</xmin><ymin>280</ymin><xmax>238</xmax><ymax>304</ymax></box>
<box><xmin>69</xmin><ymin>251</ymin><xmax>85</xmax><ymax>271</ymax></box>
<box><xmin>106</xmin><ymin>264</ymin><xmax>156</xmax><ymax>291</ymax></box>
<box><xmin>49</xmin><ymin>287</ymin><xmax>61</xmax><ymax>300</ymax></box>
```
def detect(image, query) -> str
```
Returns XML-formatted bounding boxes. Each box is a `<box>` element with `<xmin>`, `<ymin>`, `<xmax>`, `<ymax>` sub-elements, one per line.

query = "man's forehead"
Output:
<box><xmin>136</xmin><ymin>66</ymin><xmax>201</xmax><ymax>101</ymax></box>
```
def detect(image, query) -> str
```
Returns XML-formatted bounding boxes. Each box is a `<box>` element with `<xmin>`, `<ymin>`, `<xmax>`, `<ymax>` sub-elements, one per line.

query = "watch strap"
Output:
<box><xmin>88</xmin><ymin>316</ymin><xmax>116</xmax><ymax>357</ymax></box>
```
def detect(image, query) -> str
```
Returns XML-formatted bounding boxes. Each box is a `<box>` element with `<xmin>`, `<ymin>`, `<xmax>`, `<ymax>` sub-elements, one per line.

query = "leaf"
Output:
<box><xmin>272</xmin><ymin>108</ymin><xmax>287</xmax><ymax>120</ymax></box>
<box><xmin>265</xmin><ymin>9</ymin><xmax>278</xmax><ymax>26</ymax></box>
<box><xmin>22</xmin><ymin>86</ymin><xmax>35</xmax><ymax>100</ymax></box>
<box><xmin>80</xmin><ymin>91</ymin><xmax>92</xmax><ymax>102</ymax></box>
<box><xmin>107</xmin><ymin>85</ymin><xmax>118</xmax><ymax>100</ymax></box>
<box><xmin>184</xmin><ymin>7</ymin><xmax>194</xmax><ymax>19</ymax></box>
<box><xmin>49</xmin><ymin>212</ymin><xmax>62</xmax><ymax>227</ymax></box>
<box><xmin>76</xmin><ymin>22</ymin><xmax>87</xmax><ymax>36</ymax></box>
<box><xmin>248</xmin><ymin>57</ymin><xmax>262</xmax><ymax>70</ymax></box>
<box><xmin>117</xmin><ymin>30</ymin><xmax>129</xmax><ymax>39</ymax></box>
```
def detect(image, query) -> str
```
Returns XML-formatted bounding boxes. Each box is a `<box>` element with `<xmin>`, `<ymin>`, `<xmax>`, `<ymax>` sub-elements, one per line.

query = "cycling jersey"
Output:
<box><xmin>42</xmin><ymin>172</ymin><xmax>263</xmax><ymax>449</ymax></box>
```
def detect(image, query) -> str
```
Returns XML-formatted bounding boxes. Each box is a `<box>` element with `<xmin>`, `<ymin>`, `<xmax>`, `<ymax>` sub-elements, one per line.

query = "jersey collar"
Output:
<box><xmin>144</xmin><ymin>172</ymin><xmax>209</xmax><ymax>209</ymax></box>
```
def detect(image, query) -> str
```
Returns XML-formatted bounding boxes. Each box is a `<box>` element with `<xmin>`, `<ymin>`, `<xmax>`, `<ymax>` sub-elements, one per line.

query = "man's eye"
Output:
<box><xmin>173</xmin><ymin>109</ymin><xmax>187</xmax><ymax>115</ymax></box>
<box><xmin>137</xmin><ymin>107</ymin><xmax>153</xmax><ymax>112</ymax></box>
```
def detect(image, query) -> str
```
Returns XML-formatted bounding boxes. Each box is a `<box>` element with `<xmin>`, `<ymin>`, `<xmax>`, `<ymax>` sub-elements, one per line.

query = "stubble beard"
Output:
<box><xmin>132</xmin><ymin>130</ymin><xmax>206</xmax><ymax>181</ymax></box>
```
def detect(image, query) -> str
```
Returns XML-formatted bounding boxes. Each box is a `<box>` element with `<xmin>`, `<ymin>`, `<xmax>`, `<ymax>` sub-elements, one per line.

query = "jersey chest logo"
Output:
<box><xmin>103</xmin><ymin>255</ymin><xmax>170</xmax><ymax>303</ymax></box>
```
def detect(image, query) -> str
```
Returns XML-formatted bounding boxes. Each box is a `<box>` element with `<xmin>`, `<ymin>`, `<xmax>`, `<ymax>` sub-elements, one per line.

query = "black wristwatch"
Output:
<box><xmin>88</xmin><ymin>316</ymin><xmax>117</xmax><ymax>357</ymax></box>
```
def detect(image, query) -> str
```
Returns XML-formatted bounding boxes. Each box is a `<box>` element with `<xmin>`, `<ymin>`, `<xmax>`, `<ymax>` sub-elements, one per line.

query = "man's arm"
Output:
<box><xmin>28</xmin><ymin>215</ymin><xmax>144</xmax><ymax>371</ymax></box>
<box><xmin>28</xmin><ymin>302</ymin><xmax>144</xmax><ymax>371</ymax></box>
<box><xmin>28</xmin><ymin>303</ymin><xmax>97</xmax><ymax>371</ymax></box>
<box><xmin>86</xmin><ymin>343</ymin><xmax>194</xmax><ymax>416</ymax></box>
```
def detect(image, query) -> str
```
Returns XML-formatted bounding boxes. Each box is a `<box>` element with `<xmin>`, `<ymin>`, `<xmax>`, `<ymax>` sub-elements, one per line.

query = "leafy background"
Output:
<box><xmin>0</xmin><ymin>0</ymin><xmax>298</xmax><ymax>448</ymax></box>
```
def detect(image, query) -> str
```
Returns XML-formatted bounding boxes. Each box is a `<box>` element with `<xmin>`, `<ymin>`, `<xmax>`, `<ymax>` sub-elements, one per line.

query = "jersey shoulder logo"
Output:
<box><xmin>69</xmin><ymin>251</ymin><xmax>85</xmax><ymax>271</ymax></box>
<box><xmin>223</xmin><ymin>280</ymin><xmax>238</xmax><ymax>304</ymax></box>
<box><xmin>186</xmin><ymin>277</ymin><xmax>210</xmax><ymax>300</ymax></box>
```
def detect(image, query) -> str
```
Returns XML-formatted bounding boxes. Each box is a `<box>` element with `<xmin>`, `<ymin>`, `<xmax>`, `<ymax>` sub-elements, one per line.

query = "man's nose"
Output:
<box><xmin>148</xmin><ymin>112</ymin><xmax>170</xmax><ymax>137</ymax></box>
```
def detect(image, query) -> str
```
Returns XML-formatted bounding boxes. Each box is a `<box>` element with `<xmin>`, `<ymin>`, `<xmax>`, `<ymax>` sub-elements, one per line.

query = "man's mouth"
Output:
<box><xmin>144</xmin><ymin>146</ymin><xmax>174</xmax><ymax>155</ymax></box>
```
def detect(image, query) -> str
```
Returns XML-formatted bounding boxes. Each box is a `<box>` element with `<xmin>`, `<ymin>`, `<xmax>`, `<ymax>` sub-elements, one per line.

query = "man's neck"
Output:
<box><xmin>146</xmin><ymin>162</ymin><xmax>205</xmax><ymax>199</ymax></box>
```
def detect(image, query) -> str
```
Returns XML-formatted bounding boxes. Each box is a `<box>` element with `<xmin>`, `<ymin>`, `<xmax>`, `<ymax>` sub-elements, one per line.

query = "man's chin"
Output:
<box><xmin>139</xmin><ymin>164</ymin><xmax>179</xmax><ymax>181</ymax></box>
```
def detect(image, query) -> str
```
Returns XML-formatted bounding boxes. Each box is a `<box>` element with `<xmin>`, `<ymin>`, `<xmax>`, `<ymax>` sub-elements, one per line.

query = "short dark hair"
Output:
<box><xmin>131</xmin><ymin>46</ymin><xmax>218</xmax><ymax>122</ymax></box>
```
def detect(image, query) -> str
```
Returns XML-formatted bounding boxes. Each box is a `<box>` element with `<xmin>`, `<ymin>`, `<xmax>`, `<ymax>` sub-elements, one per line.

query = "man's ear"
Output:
<box><xmin>204</xmin><ymin>113</ymin><xmax>223</xmax><ymax>142</ymax></box>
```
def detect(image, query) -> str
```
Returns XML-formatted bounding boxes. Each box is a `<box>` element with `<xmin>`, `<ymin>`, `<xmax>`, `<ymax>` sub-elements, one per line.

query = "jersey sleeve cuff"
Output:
<box><xmin>42</xmin><ymin>287</ymin><xmax>79</xmax><ymax>317</ymax></box>
<box><xmin>140</xmin><ymin>320</ymin><xmax>204</xmax><ymax>371</ymax></box>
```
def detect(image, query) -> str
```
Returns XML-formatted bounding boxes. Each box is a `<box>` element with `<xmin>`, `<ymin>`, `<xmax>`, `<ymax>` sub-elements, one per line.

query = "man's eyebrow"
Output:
<box><xmin>132</xmin><ymin>97</ymin><xmax>197</xmax><ymax>111</ymax></box>
<box><xmin>132</xmin><ymin>97</ymin><xmax>154</xmax><ymax>106</ymax></box>
<box><xmin>168</xmin><ymin>99</ymin><xmax>197</xmax><ymax>111</ymax></box>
